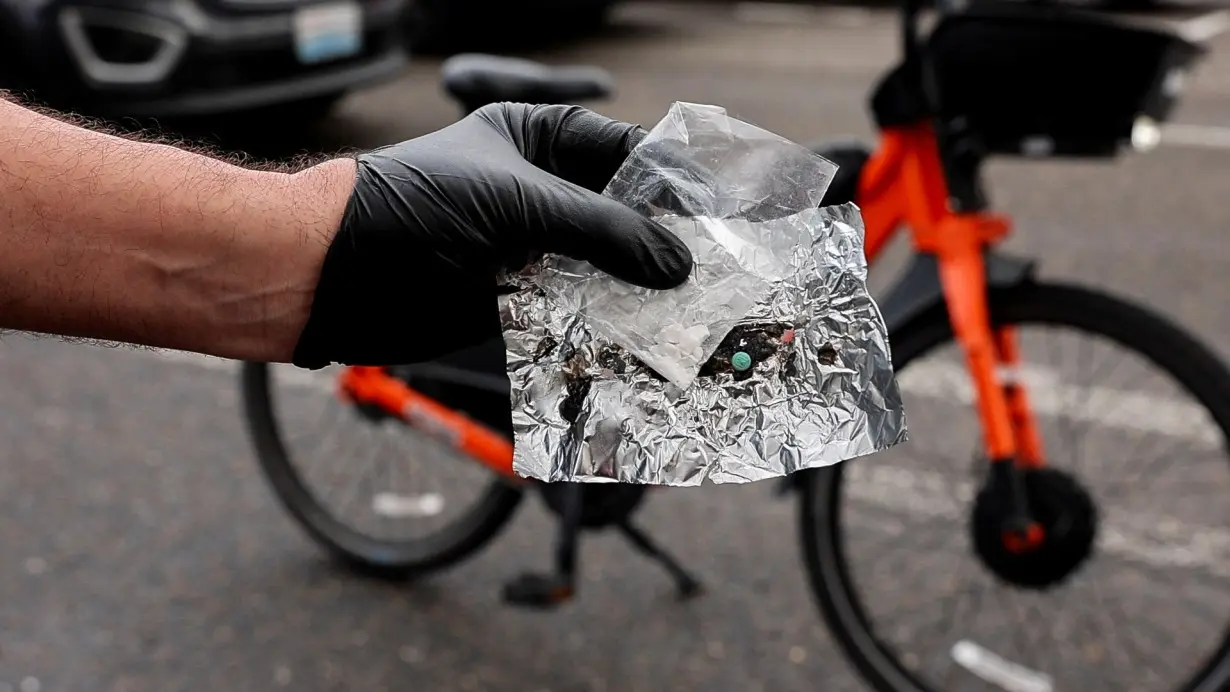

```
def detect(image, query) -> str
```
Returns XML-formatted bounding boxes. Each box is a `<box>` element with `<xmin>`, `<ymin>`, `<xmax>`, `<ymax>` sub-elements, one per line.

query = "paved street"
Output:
<box><xmin>6</xmin><ymin>2</ymin><xmax>1230</xmax><ymax>691</ymax></box>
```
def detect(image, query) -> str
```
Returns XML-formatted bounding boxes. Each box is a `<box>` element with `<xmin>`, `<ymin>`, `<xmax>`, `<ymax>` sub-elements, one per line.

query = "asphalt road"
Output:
<box><xmin>7</xmin><ymin>2</ymin><xmax>1230</xmax><ymax>691</ymax></box>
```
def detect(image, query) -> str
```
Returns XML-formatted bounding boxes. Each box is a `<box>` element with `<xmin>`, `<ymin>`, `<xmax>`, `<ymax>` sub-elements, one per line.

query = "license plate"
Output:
<box><xmin>293</xmin><ymin>2</ymin><xmax>363</xmax><ymax>65</ymax></box>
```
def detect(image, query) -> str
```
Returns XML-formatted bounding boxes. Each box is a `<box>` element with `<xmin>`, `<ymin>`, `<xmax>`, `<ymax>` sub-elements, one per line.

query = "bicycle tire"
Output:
<box><xmin>241</xmin><ymin>361</ymin><xmax>524</xmax><ymax>580</ymax></box>
<box><xmin>799</xmin><ymin>281</ymin><xmax>1230</xmax><ymax>692</ymax></box>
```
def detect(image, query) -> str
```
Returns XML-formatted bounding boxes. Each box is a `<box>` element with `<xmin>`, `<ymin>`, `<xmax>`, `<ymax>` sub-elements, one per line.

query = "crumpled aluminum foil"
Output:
<box><xmin>498</xmin><ymin>102</ymin><xmax>908</xmax><ymax>485</ymax></box>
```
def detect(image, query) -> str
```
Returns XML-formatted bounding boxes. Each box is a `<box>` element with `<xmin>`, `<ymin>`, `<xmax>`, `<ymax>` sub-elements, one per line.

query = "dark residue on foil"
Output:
<box><xmin>700</xmin><ymin>323</ymin><xmax>794</xmax><ymax>382</ymax></box>
<box><xmin>534</xmin><ymin>336</ymin><xmax>559</xmax><ymax>363</ymax></box>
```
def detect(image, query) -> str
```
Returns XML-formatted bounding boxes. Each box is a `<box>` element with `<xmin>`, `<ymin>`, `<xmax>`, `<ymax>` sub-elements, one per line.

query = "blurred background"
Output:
<box><xmin>4</xmin><ymin>0</ymin><xmax>1230</xmax><ymax>691</ymax></box>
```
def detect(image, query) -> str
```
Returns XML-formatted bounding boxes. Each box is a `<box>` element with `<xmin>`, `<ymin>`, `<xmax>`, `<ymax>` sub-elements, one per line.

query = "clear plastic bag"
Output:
<box><xmin>536</xmin><ymin>102</ymin><xmax>839</xmax><ymax>389</ymax></box>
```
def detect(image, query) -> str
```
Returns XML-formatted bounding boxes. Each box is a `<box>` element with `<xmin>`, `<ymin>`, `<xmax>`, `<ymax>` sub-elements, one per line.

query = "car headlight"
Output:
<box><xmin>1131</xmin><ymin>115</ymin><xmax>1162</xmax><ymax>153</ymax></box>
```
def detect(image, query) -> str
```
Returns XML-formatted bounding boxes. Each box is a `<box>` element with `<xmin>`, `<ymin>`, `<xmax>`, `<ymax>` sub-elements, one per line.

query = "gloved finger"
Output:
<box><xmin>476</xmin><ymin>103</ymin><xmax>647</xmax><ymax>194</ymax></box>
<box><xmin>529</xmin><ymin>178</ymin><xmax>694</xmax><ymax>290</ymax></box>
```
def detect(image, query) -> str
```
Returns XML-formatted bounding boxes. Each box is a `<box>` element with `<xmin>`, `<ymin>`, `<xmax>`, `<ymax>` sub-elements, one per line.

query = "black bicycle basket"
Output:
<box><xmin>917</xmin><ymin>2</ymin><xmax>1204</xmax><ymax>157</ymax></box>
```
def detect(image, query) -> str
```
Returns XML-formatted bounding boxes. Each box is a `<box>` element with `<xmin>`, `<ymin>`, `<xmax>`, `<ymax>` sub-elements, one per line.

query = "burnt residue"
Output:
<box><xmin>557</xmin><ymin>344</ymin><xmax>642</xmax><ymax>422</ymax></box>
<box><xmin>700</xmin><ymin>323</ymin><xmax>792</xmax><ymax>382</ymax></box>
<box><xmin>780</xmin><ymin>350</ymin><xmax>798</xmax><ymax>382</ymax></box>
<box><xmin>817</xmin><ymin>343</ymin><xmax>839</xmax><ymax>366</ymax></box>
<box><xmin>597</xmin><ymin>345</ymin><xmax>627</xmax><ymax>374</ymax></box>
<box><xmin>560</xmin><ymin>348</ymin><xmax>593</xmax><ymax>424</ymax></box>
<box><xmin>556</xmin><ymin>343</ymin><xmax>667</xmax><ymax>422</ymax></box>
<box><xmin>534</xmin><ymin>336</ymin><xmax>559</xmax><ymax>363</ymax></box>
<box><xmin>596</xmin><ymin>343</ymin><xmax>668</xmax><ymax>382</ymax></box>
<box><xmin>559</xmin><ymin>374</ymin><xmax>593</xmax><ymax>424</ymax></box>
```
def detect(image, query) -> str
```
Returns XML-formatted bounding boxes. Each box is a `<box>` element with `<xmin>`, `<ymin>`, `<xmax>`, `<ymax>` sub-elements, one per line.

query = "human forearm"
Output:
<box><xmin>0</xmin><ymin>98</ymin><xmax>356</xmax><ymax>361</ymax></box>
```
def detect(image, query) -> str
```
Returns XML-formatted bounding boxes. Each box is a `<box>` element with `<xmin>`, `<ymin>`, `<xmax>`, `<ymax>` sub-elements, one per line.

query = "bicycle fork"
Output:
<box><xmin>934</xmin><ymin>214</ymin><xmax>1048</xmax><ymax>552</ymax></box>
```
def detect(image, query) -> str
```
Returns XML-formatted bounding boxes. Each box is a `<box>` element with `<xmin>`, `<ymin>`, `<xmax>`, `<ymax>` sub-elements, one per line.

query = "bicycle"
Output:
<box><xmin>241</xmin><ymin>5</ymin><xmax>1230</xmax><ymax>689</ymax></box>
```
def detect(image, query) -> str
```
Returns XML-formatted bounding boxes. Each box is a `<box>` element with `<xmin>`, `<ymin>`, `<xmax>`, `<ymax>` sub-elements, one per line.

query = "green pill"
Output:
<box><xmin>731</xmin><ymin>351</ymin><xmax>753</xmax><ymax>372</ymax></box>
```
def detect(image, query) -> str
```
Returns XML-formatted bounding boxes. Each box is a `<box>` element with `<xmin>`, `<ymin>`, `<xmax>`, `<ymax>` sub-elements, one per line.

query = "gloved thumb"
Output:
<box><xmin>532</xmin><ymin>179</ymin><xmax>694</xmax><ymax>290</ymax></box>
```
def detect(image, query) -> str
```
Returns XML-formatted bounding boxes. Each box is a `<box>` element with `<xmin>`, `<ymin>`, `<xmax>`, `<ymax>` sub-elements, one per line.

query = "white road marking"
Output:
<box><xmin>1161</xmin><ymin>123</ymin><xmax>1230</xmax><ymax>151</ymax></box>
<box><xmin>1175</xmin><ymin>9</ymin><xmax>1230</xmax><ymax>43</ymax></box>
<box><xmin>371</xmin><ymin>491</ymin><xmax>445</xmax><ymax>518</ymax></box>
<box><xmin>951</xmin><ymin>640</ymin><xmax>1053</xmax><ymax>692</ymax></box>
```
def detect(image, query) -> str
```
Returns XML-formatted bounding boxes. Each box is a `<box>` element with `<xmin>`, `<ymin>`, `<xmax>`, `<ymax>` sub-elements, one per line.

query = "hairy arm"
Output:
<box><xmin>0</xmin><ymin>97</ymin><xmax>357</xmax><ymax>362</ymax></box>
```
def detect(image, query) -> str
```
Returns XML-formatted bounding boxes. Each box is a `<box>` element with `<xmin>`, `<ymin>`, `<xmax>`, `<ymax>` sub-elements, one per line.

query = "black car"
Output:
<box><xmin>0</xmin><ymin>0</ymin><xmax>410</xmax><ymax>120</ymax></box>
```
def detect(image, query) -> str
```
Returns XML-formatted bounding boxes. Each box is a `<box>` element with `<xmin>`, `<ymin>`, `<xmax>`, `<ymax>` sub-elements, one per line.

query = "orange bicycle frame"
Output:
<box><xmin>337</xmin><ymin>365</ymin><xmax>520</xmax><ymax>480</ymax></box>
<box><xmin>858</xmin><ymin>122</ymin><xmax>1046</xmax><ymax>470</ymax></box>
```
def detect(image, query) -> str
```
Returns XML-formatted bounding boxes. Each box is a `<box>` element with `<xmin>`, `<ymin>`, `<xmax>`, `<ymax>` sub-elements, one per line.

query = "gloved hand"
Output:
<box><xmin>291</xmin><ymin>103</ymin><xmax>694</xmax><ymax>369</ymax></box>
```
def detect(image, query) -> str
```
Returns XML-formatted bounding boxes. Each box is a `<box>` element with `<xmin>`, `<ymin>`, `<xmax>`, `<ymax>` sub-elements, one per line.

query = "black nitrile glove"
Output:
<box><xmin>291</xmin><ymin>103</ymin><xmax>694</xmax><ymax>369</ymax></box>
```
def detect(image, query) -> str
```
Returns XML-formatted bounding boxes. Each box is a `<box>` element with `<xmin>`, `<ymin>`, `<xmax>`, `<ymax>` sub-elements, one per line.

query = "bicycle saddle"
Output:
<box><xmin>440</xmin><ymin>54</ymin><xmax>614</xmax><ymax>109</ymax></box>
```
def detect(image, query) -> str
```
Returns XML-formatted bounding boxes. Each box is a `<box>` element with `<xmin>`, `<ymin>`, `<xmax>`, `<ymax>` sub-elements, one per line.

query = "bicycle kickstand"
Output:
<box><xmin>502</xmin><ymin>484</ymin><xmax>583</xmax><ymax>610</ymax></box>
<box><xmin>616</xmin><ymin>521</ymin><xmax>704</xmax><ymax>600</ymax></box>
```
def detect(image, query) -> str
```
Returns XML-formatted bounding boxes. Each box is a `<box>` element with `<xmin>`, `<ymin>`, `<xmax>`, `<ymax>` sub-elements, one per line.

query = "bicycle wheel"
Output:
<box><xmin>242</xmin><ymin>361</ymin><xmax>523</xmax><ymax>579</ymax></box>
<box><xmin>800</xmin><ymin>282</ymin><xmax>1230</xmax><ymax>692</ymax></box>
